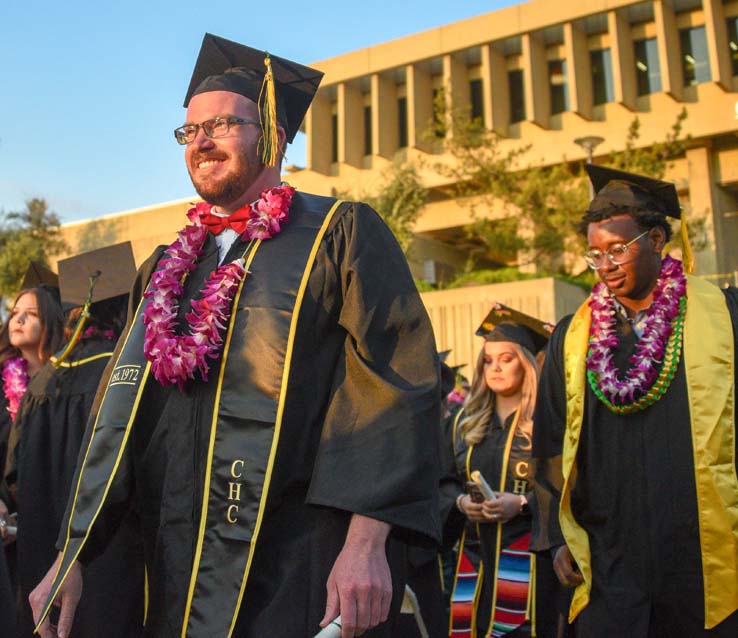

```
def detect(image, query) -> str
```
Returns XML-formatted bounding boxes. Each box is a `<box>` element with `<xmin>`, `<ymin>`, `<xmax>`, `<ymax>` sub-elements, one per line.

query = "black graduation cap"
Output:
<box><xmin>20</xmin><ymin>261</ymin><xmax>58</xmax><ymax>290</ymax></box>
<box><xmin>184</xmin><ymin>33</ymin><xmax>324</xmax><ymax>146</ymax></box>
<box><xmin>476</xmin><ymin>302</ymin><xmax>553</xmax><ymax>354</ymax></box>
<box><xmin>438</xmin><ymin>350</ymin><xmax>466</xmax><ymax>396</ymax></box>
<box><xmin>57</xmin><ymin>242</ymin><xmax>136</xmax><ymax>309</ymax></box>
<box><xmin>586</xmin><ymin>164</ymin><xmax>681</xmax><ymax>219</ymax></box>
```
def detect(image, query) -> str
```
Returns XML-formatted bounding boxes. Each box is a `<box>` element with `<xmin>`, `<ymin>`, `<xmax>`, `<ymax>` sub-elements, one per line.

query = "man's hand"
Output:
<box><xmin>29</xmin><ymin>553</ymin><xmax>83</xmax><ymax>638</ymax></box>
<box><xmin>553</xmin><ymin>544</ymin><xmax>584</xmax><ymax>588</ymax></box>
<box><xmin>320</xmin><ymin>514</ymin><xmax>392</xmax><ymax>638</ymax></box>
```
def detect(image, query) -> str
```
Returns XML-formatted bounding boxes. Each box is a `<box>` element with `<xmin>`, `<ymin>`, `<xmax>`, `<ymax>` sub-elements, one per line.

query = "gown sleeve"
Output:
<box><xmin>530</xmin><ymin>315</ymin><xmax>573</xmax><ymax>553</ymax></box>
<box><xmin>55</xmin><ymin>247</ymin><xmax>167</xmax><ymax>562</ymax></box>
<box><xmin>439</xmin><ymin>409</ymin><xmax>466</xmax><ymax>551</ymax></box>
<box><xmin>305</xmin><ymin>203</ymin><xmax>442</xmax><ymax>546</ymax></box>
<box><xmin>0</xmin><ymin>407</ymin><xmax>15</xmax><ymax>510</ymax></box>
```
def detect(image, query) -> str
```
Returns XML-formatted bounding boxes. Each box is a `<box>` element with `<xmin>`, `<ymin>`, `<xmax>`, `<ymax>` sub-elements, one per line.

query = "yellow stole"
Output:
<box><xmin>561</xmin><ymin>275</ymin><xmax>738</xmax><ymax>629</ymax></box>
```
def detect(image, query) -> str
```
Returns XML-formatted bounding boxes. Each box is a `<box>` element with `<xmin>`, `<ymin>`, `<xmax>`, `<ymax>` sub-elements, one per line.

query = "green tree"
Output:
<box><xmin>610</xmin><ymin>108</ymin><xmax>688</xmax><ymax>177</ymax></box>
<box><xmin>434</xmin><ymin>106</ymin><xmax>690</xmax><ymax>276</ymax></box>
<box><xmin>436</xmin><ymin>111</ymin><xmax>589</xmax><ymax>273</ymax></box>
<box><xmin>340</xmin><ymin>157</ymin><xmax>428</xmax><ymax>253</ymax></box>
<box><xmin>0</xmin><ymin>198</ymin><xmax>68</xmax><ymax>302</ymax></box>
<box><xmin>607</xmin><ymin>108</ymin><xmax>707</xmax><ymax>257</ymax></box>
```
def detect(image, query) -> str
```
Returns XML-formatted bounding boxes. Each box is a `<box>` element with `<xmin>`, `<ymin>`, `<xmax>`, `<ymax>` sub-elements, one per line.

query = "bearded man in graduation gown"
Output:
<box><xmin>29</xmin><ymin>33</ymin><xmax>442</xmax><ymax>638</ymax></box>
<box><xmin>530</xmin><ymin>164</ymin><xmax>738</xmax><ymax>638</ymax></box>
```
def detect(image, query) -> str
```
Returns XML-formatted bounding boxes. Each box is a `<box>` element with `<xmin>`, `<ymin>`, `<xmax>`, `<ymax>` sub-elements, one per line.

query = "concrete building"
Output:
<box><xmin>58</xmin><ymin>0</ymin><xmax>738</xmax><ymax>370</ymax></box>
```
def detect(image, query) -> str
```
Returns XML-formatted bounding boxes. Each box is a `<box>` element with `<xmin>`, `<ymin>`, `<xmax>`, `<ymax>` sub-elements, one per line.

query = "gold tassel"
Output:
<box><xmin>52</xmin><ymin>271</ymin><xmax>100</xmax><ymax>368</ymax></box>
<box><xmin>680</xmin><ymin>211</ymin><xmax>695</xmax><ymax>274</ymax></box>
<box><xmin>258</xmin><ymin>54</ymin><xmax>279</xmax><ymax>167</ymax></box>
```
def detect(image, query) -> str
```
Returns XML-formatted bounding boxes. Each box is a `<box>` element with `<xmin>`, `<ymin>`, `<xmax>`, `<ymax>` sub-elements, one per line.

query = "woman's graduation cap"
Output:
<box><xmin>476</xmin><ymin>302</ymin><xmax>553</xmax><ymax>355</ymax></box>
<box><xmin>20</xmin><ymin>261</ymin><xmax>59</xmax><ymax>291</ymax></box>
<box><xmin>57</xmin><ymin>242</ymin><xmax>136</xmax><ymax>310</ymax></box>
<box><xmin>184</xmin><ymin>33</ymin><xmax>324</xmax><ymax>166</ymax></box>
<box><xmin>439</xmin><ymin>350</ymin><xmax>466</xmax><ymax>396</ymax></box>
<box><xmin>584</xmin><ymin>164</ymin><xmax>693</xmax><ymax>272</ymax></box>
<box><xmin>54</xmin><ymin>242</ymin><xmax>136</xmax><ymax>367</ymax></box>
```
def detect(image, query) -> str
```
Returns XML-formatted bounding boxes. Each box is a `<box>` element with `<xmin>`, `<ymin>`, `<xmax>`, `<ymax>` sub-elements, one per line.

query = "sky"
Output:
<box><xmin>0</xmin><ymin>0</ymin><xmax>520</xmax><ymax>224</ymax></box>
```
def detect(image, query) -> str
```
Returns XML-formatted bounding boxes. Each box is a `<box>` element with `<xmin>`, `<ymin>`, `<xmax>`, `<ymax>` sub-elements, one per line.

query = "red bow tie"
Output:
<box><xmin>198</xmin><ymin>204</ymin><xmax>251</xmax><ymax>236</ymax></box>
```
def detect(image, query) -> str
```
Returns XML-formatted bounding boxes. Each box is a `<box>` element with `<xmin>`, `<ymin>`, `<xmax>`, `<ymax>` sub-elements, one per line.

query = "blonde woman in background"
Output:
<box><xmin>441</xmin><ymin>317</ymin><xmax>560</xmax><ymax>638</ymax></box>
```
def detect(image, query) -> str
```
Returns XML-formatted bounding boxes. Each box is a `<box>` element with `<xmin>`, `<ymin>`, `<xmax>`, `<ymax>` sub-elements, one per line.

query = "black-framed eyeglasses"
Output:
<box><xmin>173</xmin><ymin>116</ymin><xmax>260</xmax><ymax>145</ymax></box>
<box><xmin>583</xmin><ymin>229</ymin><xmax>650</xmax><ymax>270</ymax></box>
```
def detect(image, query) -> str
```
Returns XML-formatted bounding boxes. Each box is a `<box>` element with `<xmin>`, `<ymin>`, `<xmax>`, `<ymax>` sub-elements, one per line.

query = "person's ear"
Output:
<box><xmin>650</xmin><ymin>226</ymin><xmax>667</xmax><ymax>253</ymax></box>
<box><xmin>277</xmin><ymin>126</ymin><xmax>287</xmax><ymax>159</ymax></box>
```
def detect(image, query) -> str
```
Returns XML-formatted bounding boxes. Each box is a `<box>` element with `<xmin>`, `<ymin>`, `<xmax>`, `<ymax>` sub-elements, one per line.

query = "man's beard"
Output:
<box><xmin>188</xmin><ymin>145</ymin><xmax>265</xmax><ymax>208</ymax></box>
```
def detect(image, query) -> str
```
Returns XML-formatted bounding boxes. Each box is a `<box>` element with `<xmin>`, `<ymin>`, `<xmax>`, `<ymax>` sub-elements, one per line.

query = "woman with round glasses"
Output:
<box><xmin>441</xmin><ymin>313</ymin><xmax>561</xmax><ymax>638</ymax></box>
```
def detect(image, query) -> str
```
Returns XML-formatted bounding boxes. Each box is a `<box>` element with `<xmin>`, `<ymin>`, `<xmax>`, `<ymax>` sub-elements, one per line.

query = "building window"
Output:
<box><xmin>680</xmin><ymin>26</ymin><xmax>711</xmax><ymax>85</ymax></box>
<box><xmin>432</xmin><ymin>88</ymin><xmax>446</xmax><ymax>138</ymax></box>
<box><xmin>548</xmin><ymin>59</ymin><xmax>569</xmax><ymax>115</ymax></box>
<box><xmin>363</xmin><ymin>105</ymin><xmax>372</xmax><ymax>156</ymax></box>
<box><xmin>727</xmin><ymin>17</ymin><xmax>738</xmax><ymax>76</ymax></box>
<box><xmin>508</xmin><ymin>69</ymin><xmax>526</xmax><ymax>123</ymax></box>
<box><xmin>398</xmin><ymin>97</ymin><xmax>408</xmax><ymax>148</ymax></box>
<box><xmin>469</xmin><ymin>78</ymin><xmax>485</xmax><ymax>125</ymax></box>
<box><xmin>634</xmin><ymin>38</ymin><xmax>662</xmax><ymax>95</ymax></box>
<box><xmin>591</xmin><ymin>49</ymin><xmax>614</xmax><ymax>105</ymax></box>
<box><xmin>331</xmin><ymin>113</ymin><xmax>338</xmax><ymax>163</ymax></box>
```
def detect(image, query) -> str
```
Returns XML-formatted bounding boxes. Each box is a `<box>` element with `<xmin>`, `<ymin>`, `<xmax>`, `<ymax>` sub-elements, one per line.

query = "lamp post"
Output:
<box><xmin>574</xmin><ymin>135</ymin><xmax>605</xmax><ymax>197</ymax></box>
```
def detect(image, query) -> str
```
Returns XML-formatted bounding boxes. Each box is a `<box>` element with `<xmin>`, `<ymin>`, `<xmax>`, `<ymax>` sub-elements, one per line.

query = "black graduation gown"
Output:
<box><xmin>531</xmin><ymin>288</ymin><xmax>738</xmax><ymax>638</ymax></box>
<box><xmin>441</xmin><ymin>411</ymin><xmax>558</xmax><ymax>638</ymax></box>
<box><xmin>61</xmin><ymin>194</ymin><xmax>441</xmax><ymax>638</ymax></box>
<box><xmin>397</xmin><ymin>419</ymin><xmax>449</xmax><ymax>638</ymax></box>
<box><xmin>0</xmin><ymin>397</ymin><xmax>16</xmax><ymax>637</ymax></box>
<box><xmin>12</xmin><ymin>338</ymin><xmax>144</xmax><ymax>638</ymax></box>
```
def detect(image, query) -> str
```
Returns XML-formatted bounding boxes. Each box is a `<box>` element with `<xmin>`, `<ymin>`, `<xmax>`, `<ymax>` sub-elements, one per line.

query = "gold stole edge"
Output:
<box><xmin>50</xmin><ymin>351</ymin><xmax>114</xmax><ymax>368</ymax></box>
<box><xmin>225</xmin><ymin>199</ymin><xmax>345</xmax><ymax>636</ymax></box>
<box><xmin>485</xmin><ymin>410</ymin><xmax>524</xmax><ymax>637</ymax></box>
<box><xmin>683</xmin><ymin>275</ymin><xmax>738</xmax><ymax>629</ymax></box>
<box><xmin>560</xmin><ymin>301</ymin><xmax>593</xmax><ymax>623</ymax></box>
<box><xmin>36</xmin><ymin>297</ymin><xmax>152</xmax><ymax>631</ymax></box>
<box><xmin>561</xmin><ymin>278</ymin><xmax>738</xmax><ymax>628</ymax></box>
<box><xmin>180</xmin><ymin>239</ymin><xmax>263</xmax><ymax>636</ymax></box>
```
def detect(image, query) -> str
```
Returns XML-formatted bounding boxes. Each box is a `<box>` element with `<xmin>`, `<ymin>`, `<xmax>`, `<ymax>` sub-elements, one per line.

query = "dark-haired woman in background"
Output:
<box><xmin>0</xmin><ymin>283</ymin><xmax>64</xmax><ymax>637</ymax></box>
<box><xmin>1</xmin><ymin>284</ymin><xmax>65</xmax><ymax>478</ymax></box>
<box><xmin>8</xmin><ymin>244</ymin><xmax>144</xmax><ymax>638</ymax></box>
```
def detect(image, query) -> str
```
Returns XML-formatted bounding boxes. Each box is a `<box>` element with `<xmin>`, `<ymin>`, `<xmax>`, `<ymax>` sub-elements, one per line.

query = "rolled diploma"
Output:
<box><xmin>313</xmin><ymin>617</ymin><xmax>342</xmax><ymax>638</ymax></box>
<box><xmin>470</xmin><ymin>470</ymin><xmax>496</xmax><ymax>500</ymax></box>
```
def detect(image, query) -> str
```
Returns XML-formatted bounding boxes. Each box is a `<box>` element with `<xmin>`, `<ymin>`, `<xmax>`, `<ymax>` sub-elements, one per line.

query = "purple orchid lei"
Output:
<box><xmin>83</xmin><ymin>327</ymin><xmax>116</xmax><ymax>341</ymax></box>
<box><xmin>2</xmin><ymin>357</ymin><xmax>29</xmax><ymax>420</ymax></box>
<box><xmin>143</xmin><ymin>185</ymin><xmax>295</xmax><ymax>389</ymax></box>
<box><xmin>587</xmin><ymin>255</ymin><xmax>687</xmax><ymax>405</ymax></box>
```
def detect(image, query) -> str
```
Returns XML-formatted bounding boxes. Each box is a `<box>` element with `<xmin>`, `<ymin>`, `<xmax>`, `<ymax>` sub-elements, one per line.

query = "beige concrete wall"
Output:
<box><xmin>58</xmin><ymin>0</ymin><xmax>738</xmax><ymax>280</ymax></box>
<box><xmin>310</xmin><ymin>0</ymin><xmax>656</xmax><ymax>85</ymax></box>
<box><xmin>420</xmin><ymin>278</ymin><xmax>587</xmax><ymax>376</ymax></box>
<box><xmin>55</xmin><ymin>197</ymin><xmax>196</xmax><ymax>267</ymax></box>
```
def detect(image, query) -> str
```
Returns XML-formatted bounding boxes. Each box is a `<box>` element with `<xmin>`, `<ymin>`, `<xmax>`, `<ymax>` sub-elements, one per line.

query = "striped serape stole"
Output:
<box><xmin>449</xmin><ymin>544</ymin><xmax>482</xmax><ymax>637</ymax></box>
<box><xmin>487</xmin><ymin>533</ymin><xmax>532</xmax><ymax>637</ymax></box>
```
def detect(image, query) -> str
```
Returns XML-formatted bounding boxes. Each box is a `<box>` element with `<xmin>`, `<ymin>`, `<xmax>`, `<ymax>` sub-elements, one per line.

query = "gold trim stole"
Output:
<box><xmin>38</xmin><ymin>196</ymin><xmax>345</xmax><ymax>637</ymax></box>
<box><xmin>560</xmin><ymin>275</ymin><xmax>738</xmax><ymax>628</ymax></box>
<box><xmin>181</xmin><ymin>197</ymin><xmax>344</xmax><ymax>637</ymax></box>
<box><xmin>448</xmin><ymin>409</ymin><xmax>535</xmax><ymax>637</ymax></box>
